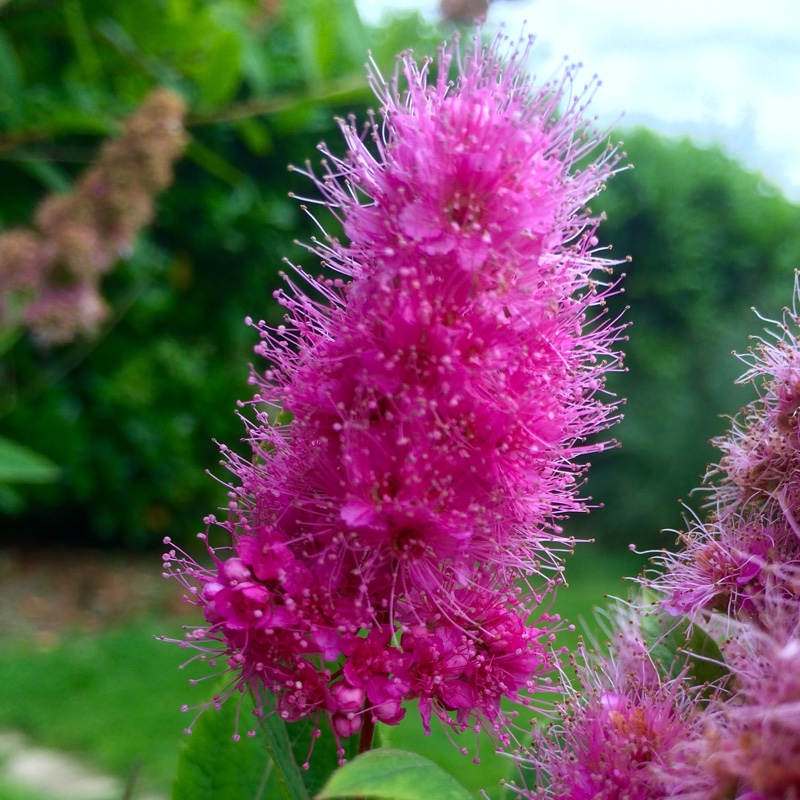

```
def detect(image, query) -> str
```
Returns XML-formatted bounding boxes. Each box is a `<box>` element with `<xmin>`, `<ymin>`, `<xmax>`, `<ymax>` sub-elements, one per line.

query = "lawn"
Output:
<box><xmin>0</xmin><ymin>547</ymin><xmax>645</xmax><ymax>799</ymax></box>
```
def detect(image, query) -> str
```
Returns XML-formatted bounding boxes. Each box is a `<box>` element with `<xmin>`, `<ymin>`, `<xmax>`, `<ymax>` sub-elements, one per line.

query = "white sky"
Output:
<box><xmin>357</xmin><ymin>0</ymin><xmax>800</xmax><ymax>201</ymax></box>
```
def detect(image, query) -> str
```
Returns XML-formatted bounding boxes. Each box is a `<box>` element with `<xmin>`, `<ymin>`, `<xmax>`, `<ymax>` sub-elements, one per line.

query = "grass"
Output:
<box><xmin>0</xmin><ymin>779</ymin><xmax>56</xmax><ymax>800</ymax></box>
<box><xmin>0</xmin><ymin>548</ymin><xmax>646</xmax><ymax>799</ymax></box>
<box><xmin>0</xmin><ymin>616</ymin><xmax>190</xmax><ymax>796</ymax></box>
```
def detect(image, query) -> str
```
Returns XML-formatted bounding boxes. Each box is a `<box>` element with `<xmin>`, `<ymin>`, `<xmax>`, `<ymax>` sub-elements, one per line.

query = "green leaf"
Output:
<box><xmin>185</xmin><ymin>138</ymin><xmax>249</xmax><ymax>187</ymax></box>
<box><xmin>63</xmin><ymin>0</ymin><xmax>103</xmax><ymax>84</ymax></box>
<box><xmin>0</xmin><ymin>484</ymin><xmax>23</xmax><ymax>515</ymax></box>
<box><xmin>257</xmin><ymin>711</ymin><xmax>311</xmax><ymax>800</ymax></box>
<box><xmin>172</xmin><ymin>686</ymin><xmax>356</xmax><ymax>800</ymax></box>
<box><xmin>0</xmin><ymin>30</ymin><xmax>24</xmax><ymax>127</ymax></box>
<box><xmin>188</xmin><ymin>29</ymin><xmax>242</xmax><ymax>107</ymax></box>
<box><xmin>236</xmin><ymin>118</ymin><xmax>273</xmax><ymax>156</ymax></box>
<box><xmin>17</xmin><ymin>156</ymin><xmax>72</xmax><ymax>193</ymax></box>
<box><xmin>377</xmin><ymin>700</ymin><xmax>510</xmax><ymax>799</ymax></box>
<box><xmin>0</xmin><ymin>437</ymin><xmax>60</xmax><ymax>484</ymax></box>
<box><xmin>172</xmin><ymin>694</ymin><xmax>276</xmax><ymax>800</ymax></box>
<box><xmin>317</xmin><ymin>749</ymin><xmax>474</xmax><ymax>800</ymax></box>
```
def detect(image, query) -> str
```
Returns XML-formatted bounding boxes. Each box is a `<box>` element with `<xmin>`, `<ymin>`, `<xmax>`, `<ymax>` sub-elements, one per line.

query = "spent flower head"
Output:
<box><xmin>660</xmin><ymin>592</ymin><xmax>800</xmax><ymax>800</ymax></box>
<box><xmin>517</xmin><ymin>610</ymin><xmax>701</xmax><ymax>800</ymax></box>
<box><xmin>0</xmin><ymin>88</ymin><xmax>187</xmax><ymax>344</ymax></box>
<box><xmin>646</xmin><ymin>278</ymin><xmax>800</xmax><ymax>625</ymax></box>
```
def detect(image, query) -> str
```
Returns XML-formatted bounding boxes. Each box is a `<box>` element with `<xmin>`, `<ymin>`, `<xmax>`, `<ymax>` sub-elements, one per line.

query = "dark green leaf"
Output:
<box><xmin>172</xmin><ymin>685</ymin><xmax>357</xmax><ymax>800</ymax></box>
<box><xmin>257</xmin><ymin>710</ymin><xmax>311</xmax><ymax>800</ymax></box>
<box><xmin>637</xmin><ymin>588</ymin><xmax>727</xmax><ymax>689</ymax></box>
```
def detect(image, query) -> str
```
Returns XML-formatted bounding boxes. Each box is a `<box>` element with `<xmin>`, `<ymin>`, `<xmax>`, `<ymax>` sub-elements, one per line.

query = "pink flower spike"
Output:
<box><xmin>162</xmin><ymin>27</ymin><xmax>626</xmax><ymax>756</ymax></box>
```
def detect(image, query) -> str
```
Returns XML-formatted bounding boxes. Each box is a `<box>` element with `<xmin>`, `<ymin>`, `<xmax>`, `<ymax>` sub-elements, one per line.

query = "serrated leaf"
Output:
<box><xmin>172</xmin><ymin>695</ymin><xmax>276</xmax><ymax>800</ymax></box>
<box><xmin>317</xmin><ymin>749</ymin><xmax>473</xmax><ymax>800</ymax></box>
<box><xmin>0</xmin><ymin>437</ymin><xmax>60</xmax><ymax>484</ymax></box>
<box><xmin>172</xmin><ymin>685</ymin><xmax>357</xmax><ymax>800</ymax></box>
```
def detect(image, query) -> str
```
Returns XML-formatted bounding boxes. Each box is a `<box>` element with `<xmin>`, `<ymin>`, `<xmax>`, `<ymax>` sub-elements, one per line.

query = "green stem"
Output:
<box><xmin>259</xmin><ymin>712</ymin><xmax>311</xmax><ymax>800</ymax></box>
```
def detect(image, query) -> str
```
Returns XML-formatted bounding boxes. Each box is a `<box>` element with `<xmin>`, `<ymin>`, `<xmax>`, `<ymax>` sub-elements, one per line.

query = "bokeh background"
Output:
<box><xmin>1</xmin><ymin>1</ymin><xmax>799</xmax><ymax>798</ymax></box>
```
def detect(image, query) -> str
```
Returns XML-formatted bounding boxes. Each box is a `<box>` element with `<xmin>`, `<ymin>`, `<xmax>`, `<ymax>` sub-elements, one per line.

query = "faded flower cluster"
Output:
<box><xmin>0</xmin><ymin>88</ymin><xmax>187</xmax><ymax>345</ymax></box>
<box><xmin>164</xmin><ymin>31</ymin><xmax>624</xmax><ymax>759</ymax></box>
<box><xmin>524</xmin><ymin>279</ymin><xmax>800</xmax><ymax>799</ymax></box>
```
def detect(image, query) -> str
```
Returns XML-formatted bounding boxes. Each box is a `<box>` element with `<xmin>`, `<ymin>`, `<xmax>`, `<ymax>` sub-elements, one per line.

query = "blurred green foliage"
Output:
<box><xmin>1</xmin><ymin>1</ymin><xmax>799</xmax><ymax>554</ymax></box>
<box><xmin>0</xmin><ymin>0</ymin><xmax>439</xmax><ymax>547</ymax></box>
<box><xmin>573</xmin><ymin>128</ymin><xmax>800</xmax><ymax>550</ymax></box>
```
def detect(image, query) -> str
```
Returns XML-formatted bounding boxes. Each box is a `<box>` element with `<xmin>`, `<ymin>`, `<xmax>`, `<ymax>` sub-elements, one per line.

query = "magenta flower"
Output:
<box><xmin>650</xmin><ymin>510</ymin><xmax>800</xmax><ymax>622</ymax></box>
<box><xmin>648</xmin><ymin>278</ymin><xmax>800</xmax><ymax>623</ymax></box>
<box><xmin>627</xmin><ymin>279</ymin><xmax>800</xmax><ymax>797</ymax></box>
<box><xmin>661</xmin><ymin>593</ymin><xmax>800</xmax><ymax>800</ymax></box>
<box><xmin>712</xmin><ymin>288</ymin><xmax>800</xmax><ymax>531</ymax></box>
<box><xmin>164</xmin><ymin>29</ymin><xmax>623</xmax><ymax>755</ymax></box>
<box><xmin>519</xmin><ymin>614</ymin><xmax>701</xmax><ymax>800</ymax></box>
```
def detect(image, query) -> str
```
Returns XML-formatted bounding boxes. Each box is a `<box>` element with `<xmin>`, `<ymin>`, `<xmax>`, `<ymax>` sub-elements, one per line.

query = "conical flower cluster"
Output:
<box><xmin>164</xmin><ymin>31</ymin><xmax>624</xmax><ymax>757</ymax></box>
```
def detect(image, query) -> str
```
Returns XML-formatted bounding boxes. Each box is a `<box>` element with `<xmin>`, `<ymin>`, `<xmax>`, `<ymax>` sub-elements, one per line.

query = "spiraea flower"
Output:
<box><xmin>625</xmin><ymin>278</ymin><xmax>800</xmax><ymax>797</ymax></box>
<box><xmin>661</xmin><ymin>592</ymin><xmax>800</xmax><ymax>800</ymax></box>
<box><xmin>164</xmin><ymin>30</ymin><xmax>624</xmax><ymax>757</ymax></box>
<box><xmin>649</xmin><ymin>509</ymin><xmax>800</xmax><ymax>623</ymax></box>
<box><xmin>712</xmin><ymin>283</ymin><xmax>800</xmax><ymax>533</ymax></box>
<box><xmin>518</xmin><ymin>611</ymin><xmax>701</xmax><ymax>800</ymax></box>
<box><xmin>648</xmin><ymin>277</ymin><xmax>800</xmax><ymax>622</ymax></box>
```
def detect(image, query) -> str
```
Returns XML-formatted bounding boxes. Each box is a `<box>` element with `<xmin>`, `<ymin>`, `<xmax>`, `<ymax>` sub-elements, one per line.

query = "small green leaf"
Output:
<box><xmin>185</xmin><ymin>139</ymin><xmax>248</xmax><ymax>187</ymax></box>
<box><xmin>235</xmin><ymin>118</ymin><xmax>273</xmax><ymax>156</ymax></box>
<box><xmin>172</xmin><ymin>693</ymin><xmax>276</xmax><ymax>800</ymax></box>
<box><xmin>189</xmin><ymin>29</ymin><xmax>242</xmax><ymax>107</ymax></box>
<box><xmin>682</xmin><ymin>619</ymin><xmax>729</xmax><ymax>690</ymax></box>
<box><xmin>63</xmin><ymin>0</ymin><xmax>104</xmax><ymax>84</ymax></box>
<box><xmin>317</xmin><ymin>749</ymin><xmax>474</xmax><ymax>800</ymax></box>
<box><xmin>172</xmin><ymin>685</ymin><xmax>354</xmax><ymax>800</ymax></box>
<box><xmin>0</xmin><ymin>437</ymin><xmax>60</xmax><ymax>484</ymax></box>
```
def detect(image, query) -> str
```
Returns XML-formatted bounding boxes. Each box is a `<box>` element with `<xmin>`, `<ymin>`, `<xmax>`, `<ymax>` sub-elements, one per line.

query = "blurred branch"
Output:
<box><xmin>0</xmin><ymin>75</ymin><xmax>367</xmax><ymax>156</ymax></box>
<box><xmin>186</xmin><ymin>75</ymin><xmax>368</xmax><ymax>126</ymax></box>
<box><xmin>1</xmin><ymin>144</ymin><xmax>99</xmax><ymax>164</ymax></box>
